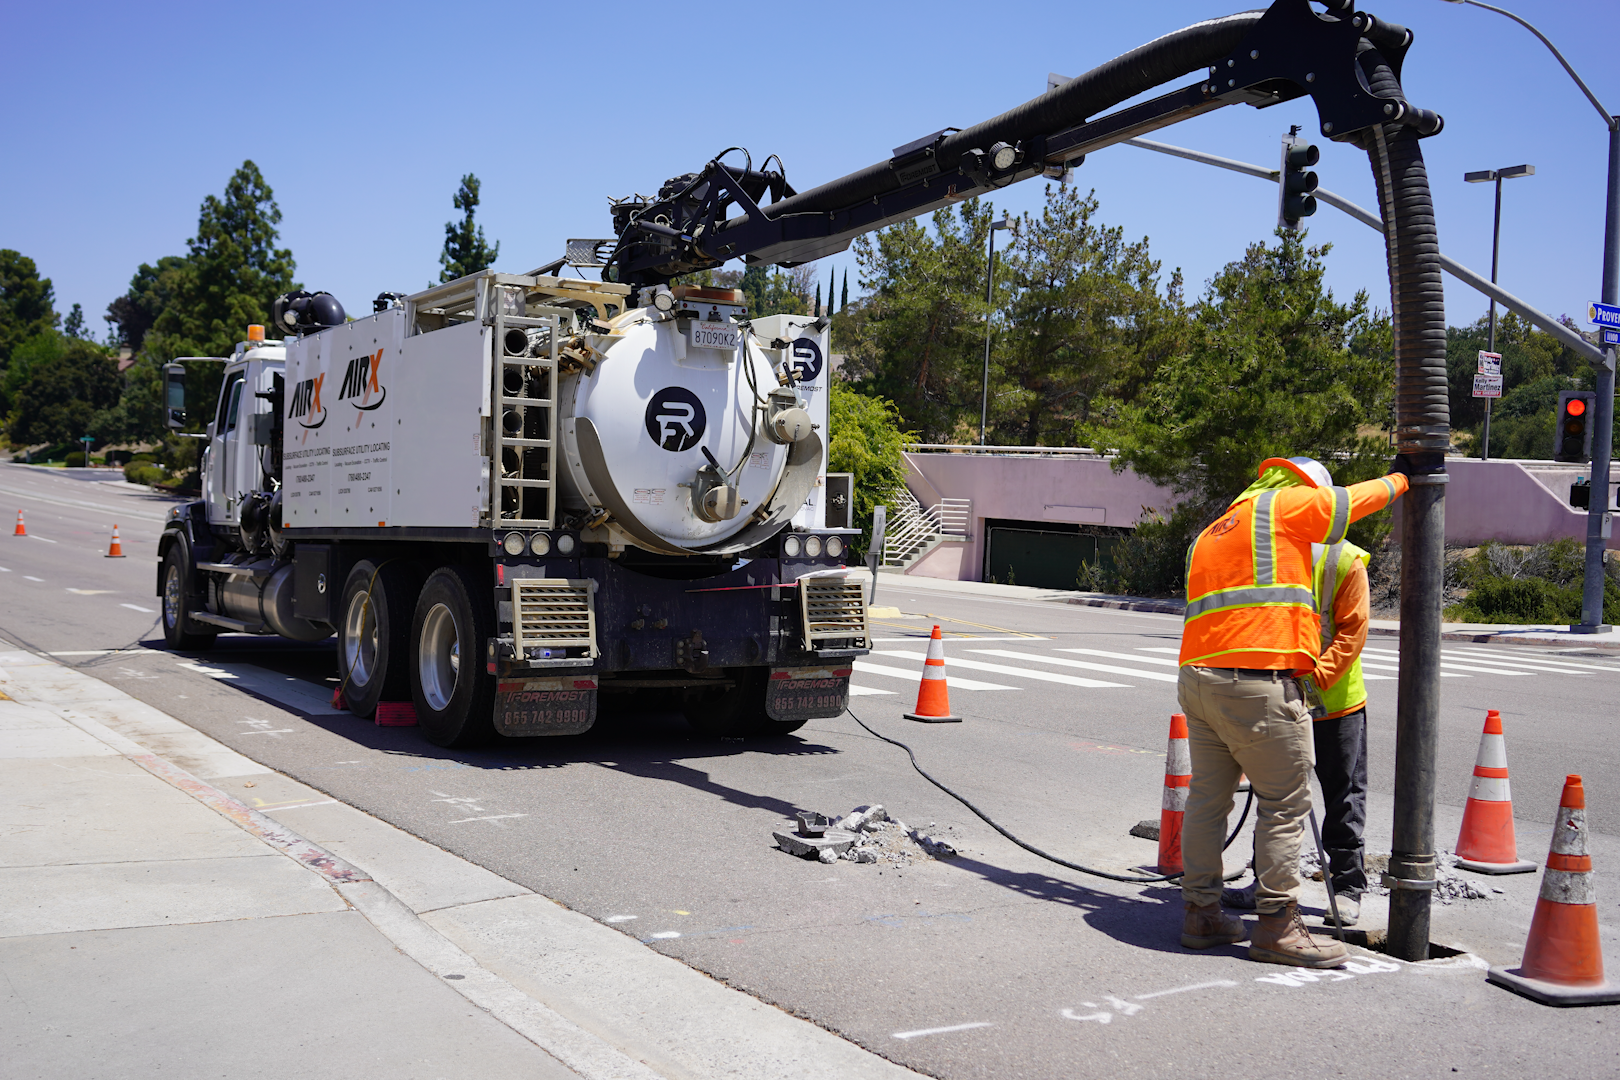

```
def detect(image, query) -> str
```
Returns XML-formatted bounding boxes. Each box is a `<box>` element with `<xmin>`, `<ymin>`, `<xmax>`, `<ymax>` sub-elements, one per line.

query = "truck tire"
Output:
<box><xmin>682</xmin><ymin>669</ymin><xmax>770</xmax><ymax>738</ymax></box>
<box><xmin>337</xmin><ymin>560</ymin><xmax>415</xmax><ymax>719</ymax></box>
<box><xmin>161</xmin><ymin>544</ymin><xmax>216</xmax><ymax>651</ymax></box>
<box><xmin>410</xmin><ymin>565</ymin><xmax>496</xmax><ymax>748</ymax></box>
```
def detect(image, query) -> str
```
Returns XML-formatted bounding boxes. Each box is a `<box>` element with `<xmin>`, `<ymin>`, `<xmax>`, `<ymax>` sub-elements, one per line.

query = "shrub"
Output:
<box><xmin>64</xmin><ymin>451</ymin><xmax>86</xmax><ymax>467</ymax></box>
<box><xmin>1105</xmin><ymin>501</ymin><xmax>1214</xmax><ymax>598</ymax></box>
<box><xmin>1446</xmin><ymin>539</ymin><xmax>1620</xmax><ymax>623</ymax></box>
<box><xmin>124</xmin><ymin>462</ymin><xmax>165</xmax><ymax>486</ymax></box>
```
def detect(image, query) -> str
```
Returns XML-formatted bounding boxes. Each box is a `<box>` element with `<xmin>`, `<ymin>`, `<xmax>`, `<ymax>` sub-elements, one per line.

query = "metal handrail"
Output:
<box><xmin>907</xmin><ymin>443</ymin><xmax>1109</xmax><ymax>457</ymax></box>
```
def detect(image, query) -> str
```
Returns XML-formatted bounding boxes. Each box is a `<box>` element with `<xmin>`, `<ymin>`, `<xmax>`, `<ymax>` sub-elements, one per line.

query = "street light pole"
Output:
<box><xmin>1441</xmin><ymin>0</ymin><xmax>1618</xmax><ymax>630</ymax></box>
<box><xmin>980</xmin><ymin>214</ymin><xmax>1012</xmax><ymax>446</ymax></box>
<box><xmin>1464</xmin><ymin>164</ymin><xmax>1535</xmax><ymax>462</ymax></box>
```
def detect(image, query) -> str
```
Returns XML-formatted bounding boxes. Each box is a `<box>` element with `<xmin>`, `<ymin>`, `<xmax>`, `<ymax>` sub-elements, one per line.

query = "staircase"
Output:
<box><xmin>881</xmin><ymin>489</ymin><xmax>971</xmax><ymax>573</ymax></box>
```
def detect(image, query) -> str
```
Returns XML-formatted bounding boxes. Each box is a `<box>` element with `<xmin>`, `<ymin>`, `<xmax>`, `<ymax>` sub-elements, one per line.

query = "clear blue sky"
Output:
<box><xmin>2</xmin><ymin>1</ymin><xmax>1615</xmax><ymax>338</ymax></box>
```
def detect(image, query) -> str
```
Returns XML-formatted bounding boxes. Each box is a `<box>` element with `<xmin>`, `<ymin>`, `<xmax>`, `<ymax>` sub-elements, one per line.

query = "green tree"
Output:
<box><xmin>840</xmin><ymin>270</ymin><xmax>848</xmax><ymax>313</ymax></box>
<box><xmin>992</xmin><ymin>185</ymin><xmax>1184</xmax><ymax>445</ymax></box>
<box><xmin>838</xmin><ymin>200</ymin><xmax>993</xmax><ymax>441</ymax></box>
<box><xmin>440</xmin><ymin>174</ymin><xmax>499</xmax><ymax>281</ymax></box>
<box><xmin>105</xmin><ymin>255</ymin><xmax>189</xmax><ymax>354</ymax></box>
<box><xmin>5</xmin><ymin>331</ymin><xmax>120</xmax><ymax>448</ymax></box>
<box><xmin>736</xmin><ymin>265</ymin><xmax>810</xmax><ymax>318</ymax></box>
<box><xmin>63</xmin><ymin>303</ymin><xmax>89</xmax><ymax>340</ymax></box>
<box><xmin>828</xmin><ymin>382</ymin><xmax>914</xmax><ymax>557</ymax></box>
<box><xmin>140</xmin><ymin>161</ymin><xmax>297</xmax><ymax>430</ymax></box>
<box><xmin>1089</xmin><ymin>230</ymin><xmax>1394</xmax><ymax>543</ymax></box>
<box><xmin>0</xmin><ymin>250</ymin><xmax>58</xmax><ymax>368</ymax></box>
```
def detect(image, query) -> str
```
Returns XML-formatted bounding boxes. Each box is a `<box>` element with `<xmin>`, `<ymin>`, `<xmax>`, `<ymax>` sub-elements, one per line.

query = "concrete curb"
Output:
<box><xmin>1063</xmin><ymin>595</ymin><xmax>1186</xmax><ymax>615</ymax></box>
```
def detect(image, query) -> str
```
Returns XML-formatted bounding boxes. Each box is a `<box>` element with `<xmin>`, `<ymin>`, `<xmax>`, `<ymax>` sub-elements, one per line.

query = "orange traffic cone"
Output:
<box><xmin>105</xmin><ymin>524</ymin><xmax>125</xmax><ymax>558</ymax></box>
<box><xmin>1157</xmin><ymin>713</ymin><xmax>1190</xmax><ymax>873</ymax></box>
<box><xmin>903</xmin><ymin>625</ymin><xmax>961</xmax><ymax>723</ymax></box>
<box><xmin>1488</xmin><ymin>775</ymin><xmax>1620</xmax><ymax>1005</ymax></box>
<box><xmin>12</xmin><ymin>511</ymin><xmax>24</xmax><ymax>536</ymax></box>
<box><xmin>1455</xmin><ymin>710</ymin><xmax>1537</xmax><ymax>874</ymax></box>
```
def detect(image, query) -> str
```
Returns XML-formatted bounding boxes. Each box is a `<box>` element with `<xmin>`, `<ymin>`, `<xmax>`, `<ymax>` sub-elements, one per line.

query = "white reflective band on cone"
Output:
<box><xmin>1468</xmin><ymin>776</ymin><xmax>1512</xmax><ymax>802</ymax></box>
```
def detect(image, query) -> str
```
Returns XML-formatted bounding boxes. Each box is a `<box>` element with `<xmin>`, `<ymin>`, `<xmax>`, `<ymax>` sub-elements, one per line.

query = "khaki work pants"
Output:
<box><xmin>1177</xmin><ymin>665</ymin><xmax>1314</xmax><ymax>914</ymax></box>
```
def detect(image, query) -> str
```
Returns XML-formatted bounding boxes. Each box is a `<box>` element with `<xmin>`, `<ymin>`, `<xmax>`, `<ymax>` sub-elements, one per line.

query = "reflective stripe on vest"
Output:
<box><xmin>1313</xmin><ymin>540</ymin><xmax>1368</xmax><ymax>716</ymax></box>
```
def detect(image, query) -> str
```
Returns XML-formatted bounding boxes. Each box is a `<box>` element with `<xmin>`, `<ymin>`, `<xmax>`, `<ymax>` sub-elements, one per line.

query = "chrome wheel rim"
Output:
<box><xmin>342</xmin><ymin>590</ymin><xmax>378</xmax><ymax>687</ymax></box>
<box><xmin>163</xmin><ymin>564</ymin><xmax>181</xmax><ymax>629</ymax></box>
<box><xmin>418</xmin><ymin>602</ymin><xmax>460</xmax><ymax>712</ymax></box>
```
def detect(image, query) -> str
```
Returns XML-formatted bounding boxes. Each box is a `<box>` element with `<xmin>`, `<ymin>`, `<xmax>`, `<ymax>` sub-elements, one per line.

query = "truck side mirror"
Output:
<box><xmin>164</xmin><ymin>363</ymin><xmax>186</xmax><ymax>430</ymax></box>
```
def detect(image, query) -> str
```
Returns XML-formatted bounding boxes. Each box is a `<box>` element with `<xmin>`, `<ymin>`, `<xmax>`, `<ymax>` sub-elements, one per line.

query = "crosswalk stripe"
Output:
<box><xmin>874</xmin><ymin>650</ymin><xmax>1128</xmax><ymax>689</ymax></box>
<box><xmin>1058</xmin><ymin>648</ymin><xmax>1180</xmax><ymax>667</ymax></box>
<box><xmin>1360</xmin><ymin>660</ymin><xmax>1467</xmax><ymax>678</ymax></box>
<box><xmin>1362</xmin><ymin>649</ymin><xmax>1529</xmax><ymax>676</ymax></box>
<box><xmin>852</xmin><ymin>660</ymin><xmax>1017</xmax><ymax>692</ymax></box>
<box><xmin>1443</xmin><ymin>647</ymin><xmax>1620</xmax><ymax>674</ymax></box>
<box><xmin>973</xmin><ymin>649</ymin><xmax>1179</xmax><ymax>684</ymax></box>
<box><xmin>848</xmin><ymin>684</ymin><xmax>896</xmax><ymax>696</ymax></box>
<box><xmin>1139</xmin><ymin>647</ymin><xmax>1181</xmax><ymax>655</ymax></box>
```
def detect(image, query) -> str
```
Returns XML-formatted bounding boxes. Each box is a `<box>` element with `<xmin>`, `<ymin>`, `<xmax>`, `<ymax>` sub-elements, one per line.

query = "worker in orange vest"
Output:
<box><xmin>1175</xmin><ymin>454</ymin><xmax>1419</xmax><ymax>967</ymax></box>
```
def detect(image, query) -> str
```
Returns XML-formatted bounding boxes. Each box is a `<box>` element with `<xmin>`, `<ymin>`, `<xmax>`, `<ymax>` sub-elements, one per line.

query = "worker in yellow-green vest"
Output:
<box><xmin>1224</xmin><ymin>538</ymin><xmax>1373</xmax><ymax>925</ymax></box>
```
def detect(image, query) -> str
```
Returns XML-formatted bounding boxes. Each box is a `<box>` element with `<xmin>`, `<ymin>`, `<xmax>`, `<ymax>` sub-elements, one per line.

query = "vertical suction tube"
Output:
<box><xmin>1357</xmin><ymin>47</ymin><xmax>1449</xmax><ymax>962</ymax></box>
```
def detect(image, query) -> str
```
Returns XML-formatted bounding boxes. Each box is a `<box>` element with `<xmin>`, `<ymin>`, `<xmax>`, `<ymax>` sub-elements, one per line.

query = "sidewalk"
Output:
<box><xmin>878</xmin><ymin>573</ymin><xmax>1620</xmax><ymax>651</ymax></box>
<box><xmin>0</xmin><ymin>646</ymin><xmax>924</xmax><ymax>1080</ymax></box>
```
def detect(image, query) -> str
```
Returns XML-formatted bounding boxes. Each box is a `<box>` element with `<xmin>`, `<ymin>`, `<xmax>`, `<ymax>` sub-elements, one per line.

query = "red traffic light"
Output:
<box><xmin>1567</xmin><ymin>398</ymin><xmax>1587</xmax><ymax>417</ymax></box>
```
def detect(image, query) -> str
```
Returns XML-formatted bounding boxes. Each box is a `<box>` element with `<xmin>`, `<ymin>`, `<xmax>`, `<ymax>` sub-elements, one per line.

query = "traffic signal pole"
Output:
<box><xmin>1578</xmin><ymin>121</ymin><xmax>1618</xmax><ymax>633</ymax></box>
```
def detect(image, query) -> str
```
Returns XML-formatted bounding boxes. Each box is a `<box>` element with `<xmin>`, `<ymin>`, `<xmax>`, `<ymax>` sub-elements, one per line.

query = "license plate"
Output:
<box><xmin>689</xmin><ymin>321</ymin><xmax>740</xmax><ymax>351</ymax></box>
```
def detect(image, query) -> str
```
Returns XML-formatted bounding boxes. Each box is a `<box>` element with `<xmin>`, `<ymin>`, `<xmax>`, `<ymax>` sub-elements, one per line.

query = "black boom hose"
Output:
<box><xmin>1353</xmin><ymin>43</ymin><xmax>1449</xmax><ymax>962</ymax></box>
<box><xmin>719</xmin><ymin>11</ymin><xmax>1267</xmax><ymax>231</ymax></box>
<box><xmin>847</xmin><ymin>706</ymin><xmax>1251</xmax><ymax>885</ymax></box>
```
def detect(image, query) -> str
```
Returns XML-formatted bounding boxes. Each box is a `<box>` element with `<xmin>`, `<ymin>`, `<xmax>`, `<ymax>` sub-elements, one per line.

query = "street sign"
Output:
<box><xmin>1472</xmin><ymin>373</ymin><xmax>1503</xmax><ymax>398</ymax></box>
<box><xmin>1603</xmin><ymin>328</ymin><xmax>1620</xmax><ymax>346</ymax></box>
<box><xmin>1589</xmin><ymin>301</ymin><xmax>1620</xmax><ymax>328</ymax></box>
<box><xmin>1477</xmin><ymin>350</ymin><xmax>1502</xmax><ymax>375</ymax></box>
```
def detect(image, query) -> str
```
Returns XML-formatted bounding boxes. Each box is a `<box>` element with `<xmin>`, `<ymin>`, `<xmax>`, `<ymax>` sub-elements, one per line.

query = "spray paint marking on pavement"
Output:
<box><xmin>1134</xmin><ymin>979</ymin><xmax>1238</xmax><ymax>1000</ymax></box>
<box><xmin>1255</xmin><ymin>957</ymin><xmax>1400</xmax><ymax>987</ymax></box>
<box><xmin>892</xmin><ymin>1022</ymin><xmax>994</xmax><ymax>1040</ymax></box>
<box><xmin>120</xmin><ymin>603</ymin><xmax>154</xmax><ymax>613</ymax></box>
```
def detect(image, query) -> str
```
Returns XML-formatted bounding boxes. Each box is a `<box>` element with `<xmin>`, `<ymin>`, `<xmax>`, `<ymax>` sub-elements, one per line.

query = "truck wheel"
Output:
<box><xmin>410</xmin><ymin>565</ymin><xmax>495</xmax><ymax>748</ymax></box>
<box><xmin>161</xmin><ymin>546</ymin><xmax>216</xmax><ymax>651</ymax></box>
<box><xmin>337</xmin><ymin>560</ymin><xmax>415</xmax><ymax>719</ymax></box>
<box><xmin>682</xmin><ymin>669</ymin><xmax>769</xmax><ymax>738</ymax></box>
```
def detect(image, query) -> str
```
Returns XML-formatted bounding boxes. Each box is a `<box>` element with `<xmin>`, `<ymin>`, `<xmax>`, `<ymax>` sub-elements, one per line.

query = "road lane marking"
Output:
<box><xmin>1362</xmin><ymin>648</ymin><xmax>1529</xmax><ymax>675</ymax></box>
<box><xmin>1059</xmin><ymin>647</ymin><xmax>1179</xmax><ymax>666</ymax></box>
<box><xmin>852</xmin><ymin>659</ymin><xmax>1016</xmax><ymax>692</ymax></box>
<box><xmin>869</xmin><ymin>635</ymin><xmax>1048</xmax><ymax>642</ymax></box>
<box><xmin>646</xmin><ymin>931</ymin><xmax>681</xmax><ymax>940</ymax></box>
<box><xmin>604</xmin><ymin>915</ymin><xmax>638</xmax><ymax>923</ymax></box>
<box><xmin>120</xmin><ymin>603</ymin><xmax>155</xmax><ymax>613</ymax></box>
<box><xmin>972</xmin><ymin>648</ymin><xmax>1178</xmax><ymax>684</ymax></box>
<box><xmin>29</xmin><ymin>536</ymin><xmax>57</xmax><ymax>544</ymax></box>
<box><xmin>847</xmin><ymin>684</ymin><xmax>896</xmax><ymax>696</ymax></box>
<box><xmin>875</xmin><ymin>650</ymin><xmax>1128</xmax><ymax>689</ymax></box>
<box><xmin>916</xmin><ymin>612</ymin><xmax>1042</xmax><ymax>638</ymax></box>
<box><xmin>0</xmin><ymin>566</ymin><xmax>9</xmax><ymax>571</ymax></box>
<box><xmin>1139</xmin><ymin>647</ymin><xmax>1181</xmax><ymax>654</ymax></box>
<box><xmin>66</xmin><ymin>588</ymin><xmax>113</xmax><ymax>595</ymax></box>
<box><xmin>1359</xmin><ymin>660</ymin><xmax>1465</xmax><ymax>678</ymax></box>
<box><xmin>447</xmin><ymin>813</ymin><xmax>527</xmax><ymax>825</ymax></box>
<box><xmin>1443</xmin><ymin>647</ymin><xmax>1620</xmax><ymax>674</ymax></box>
<box><xmin>24</xmin><ymin>576</ymin><xmax>44</xmax><ymax>581</ymax></box>
<box><xmin>892</xmin><ymin>1022</ymin><xmax>993</xmax><ymax>1040</ymax></box>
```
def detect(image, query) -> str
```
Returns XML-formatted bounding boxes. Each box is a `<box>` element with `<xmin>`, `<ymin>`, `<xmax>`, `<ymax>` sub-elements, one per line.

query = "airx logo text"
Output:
<box><xmin>339</xmin><ymin>349</ymin><xmax>387</xmax><ymax>411</ymax></box>
<box><xmin>288</xmin><ymin>374</ymin><xmax>326</xmax><ymax>429</ymax></box>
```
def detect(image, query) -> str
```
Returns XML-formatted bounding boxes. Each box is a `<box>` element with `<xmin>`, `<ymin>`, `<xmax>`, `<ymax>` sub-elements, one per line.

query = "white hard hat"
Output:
<box><xmin>1259</xmin><ymin>456</ymin><xmax>1333</xmax><ymax>489</ymax></box>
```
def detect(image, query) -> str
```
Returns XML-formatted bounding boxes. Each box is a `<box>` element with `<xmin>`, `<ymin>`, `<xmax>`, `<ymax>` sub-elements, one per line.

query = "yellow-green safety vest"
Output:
<box><xmin>1312</xmin><ymin>540</ymin><xmax>1370</xmax><ymax>717</ymax></box>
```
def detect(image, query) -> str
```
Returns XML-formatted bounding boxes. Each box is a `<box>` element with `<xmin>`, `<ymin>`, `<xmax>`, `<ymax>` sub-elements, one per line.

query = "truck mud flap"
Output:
<box><xmin>495</xmin><ymin>675</ymin><xmax>597</xmax><ymax>737</ymax></box>
<box><xmin>765</xmin><ymin>665</ymin><xmax>852</xmax><ymax>723</ymax></box>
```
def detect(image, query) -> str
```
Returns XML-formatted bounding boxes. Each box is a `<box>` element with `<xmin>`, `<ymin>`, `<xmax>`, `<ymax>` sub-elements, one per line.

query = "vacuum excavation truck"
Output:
<box><xmin>156</xmin><ymin>277</ymin><xmax>868</xmax><ymax>746</ymax></box>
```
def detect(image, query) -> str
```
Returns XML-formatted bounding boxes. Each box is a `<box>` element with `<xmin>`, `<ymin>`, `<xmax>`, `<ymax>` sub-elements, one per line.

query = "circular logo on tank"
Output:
<box><xmin>644</xmin><ymin>387</ymin><xmax>707</xmax><ymax>452</ymax></box>
<box><xmin>786</xmin><ymin>337</ymin><xmax>823</xmax><ymax>382</ymax></box>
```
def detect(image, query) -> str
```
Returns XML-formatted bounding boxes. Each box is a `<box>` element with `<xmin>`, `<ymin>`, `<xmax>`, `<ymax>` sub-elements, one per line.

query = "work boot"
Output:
<box><xmin>1221</xmin><ymin>880</ymin><xmax>1257</xmax><ymax>910</ymax></box>
<box><xmin>1324</xmin><ymin>894</ymin><xmax>1360</xmax><ymax>927</ymax></box>
<box><xmin>1181</xmin><ymin>901</ymin><xmax>1246</xmax><ymax>949</ymax></box>
<box><xmin>1249</xmin><ymin>903</ymin><xmax>1348</xmax><ymax>968</ymax></box>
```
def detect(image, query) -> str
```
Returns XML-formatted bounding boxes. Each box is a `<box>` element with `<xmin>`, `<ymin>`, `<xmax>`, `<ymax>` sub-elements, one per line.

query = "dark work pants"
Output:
<box><xmin>1312</xmin><ymin>708</ymin><xmax>1369</xmax><ymax>899</ymax></box>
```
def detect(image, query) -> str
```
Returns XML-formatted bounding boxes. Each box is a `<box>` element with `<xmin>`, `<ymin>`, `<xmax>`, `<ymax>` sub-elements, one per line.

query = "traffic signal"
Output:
<box><xmin>1552</xmin><ymin>390</ymin><xmax>1596</xmax><ymax>463</ymax></box>
<box><xmin>1278</xmin><ymin>134</ymin><xmax>1319</xmax><ymax>230</ymax></box>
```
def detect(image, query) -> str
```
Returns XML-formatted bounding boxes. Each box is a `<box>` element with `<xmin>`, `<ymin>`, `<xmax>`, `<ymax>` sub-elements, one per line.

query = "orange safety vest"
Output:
<box><xmin>1179</xmin><ymin>475</ymin><xmax>1406</xmax><ymax>671</ymax></box>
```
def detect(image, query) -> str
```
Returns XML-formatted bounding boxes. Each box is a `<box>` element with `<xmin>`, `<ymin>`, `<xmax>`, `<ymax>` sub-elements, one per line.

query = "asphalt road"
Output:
<box><xmin>4</xmin><ymin>462</ymin><xmax>1617</xmax><ymax>1079</ymax></box>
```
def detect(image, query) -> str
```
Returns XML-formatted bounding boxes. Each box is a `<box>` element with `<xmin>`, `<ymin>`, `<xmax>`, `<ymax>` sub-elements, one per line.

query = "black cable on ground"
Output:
<box><xmin>846</xmin><ymin>705</ymin><xmax>1251</xmax><ymax>885</ymax></box>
